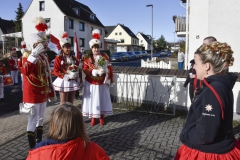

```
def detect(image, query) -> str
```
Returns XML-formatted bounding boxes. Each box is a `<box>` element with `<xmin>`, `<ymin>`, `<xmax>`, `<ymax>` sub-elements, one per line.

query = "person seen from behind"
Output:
<box><xmin>26</xmin><ymin>103</ymin><xmax>110</xmax><ymax>160</ymax></box>
<box><xmin>175</xmin><ymin>41</ymin><xmax>240</xmax><ymax>159</ymax></box>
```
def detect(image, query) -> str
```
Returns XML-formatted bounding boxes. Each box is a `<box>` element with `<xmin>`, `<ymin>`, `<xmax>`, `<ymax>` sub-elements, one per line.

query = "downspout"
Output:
<box><xmin>180</xmin><ymin>0</ymin><xmax>189</xmax><ymax>70</ymax></box>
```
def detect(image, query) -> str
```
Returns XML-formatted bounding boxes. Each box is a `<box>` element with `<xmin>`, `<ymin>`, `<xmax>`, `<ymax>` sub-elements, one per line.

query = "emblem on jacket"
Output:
<box><xmin>205</xmin><ymin>104</ymin><xmax>213</xmax><ymax>112</ymax></box>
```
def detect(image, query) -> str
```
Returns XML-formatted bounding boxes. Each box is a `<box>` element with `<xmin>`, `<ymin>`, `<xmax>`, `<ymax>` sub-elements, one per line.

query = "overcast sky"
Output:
<box><xmin>0</xmin><ymin>0</ymin><xmax>186</xmax><ymax>42</ymax></box>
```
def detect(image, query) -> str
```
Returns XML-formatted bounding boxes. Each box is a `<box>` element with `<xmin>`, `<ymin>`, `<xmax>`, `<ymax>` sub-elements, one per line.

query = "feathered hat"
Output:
<box><xmin>21</xmin><ymin>41</ymin><xmax>28</xmax><ymax>54</ymax></box>
<box><xmin>89</xmin><ymin>29</ymin><xmax>101</xmax><ymax>48</ymax></box>
<box><xmin>59</xmin><ymin>31</ymin><xmax>71</xmax><ymax>47</ymax></box>
<box><xmin>30</xmin><ymin>17</ymin><xmax>48</xmax><ymax>43</ymax></box>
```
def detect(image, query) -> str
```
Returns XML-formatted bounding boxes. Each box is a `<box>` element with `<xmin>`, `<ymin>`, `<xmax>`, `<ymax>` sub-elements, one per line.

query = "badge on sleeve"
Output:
<box><xmin>205</xmin><ymin>104</ymin><xmax>213</xmax><ymax>112</ymax></box>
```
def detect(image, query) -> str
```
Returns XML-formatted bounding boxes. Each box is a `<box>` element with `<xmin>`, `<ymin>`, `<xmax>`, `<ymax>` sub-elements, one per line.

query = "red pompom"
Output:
<box><xmin>22</xmin><ymin>44</ymin><xmax>26</xmax><ymax>49</ymax></box>
<box><xmin>92</xmin><ymin>33</ymin><xmax>100</xmax><ymax>40</ymax></box>
<box><xmin>35</xmin><ymin>23</ymin><xmax>48</xmax><ymax>32</ymax></box>
<box><xmin>62</xmin><ymin>33</ymin><xmax>68</xmax><ymax>38</ymax></box>
<box><xmin>12</xmin><ymin>47</ymin><xmax>16</xmax><ymax>51</ymax></box>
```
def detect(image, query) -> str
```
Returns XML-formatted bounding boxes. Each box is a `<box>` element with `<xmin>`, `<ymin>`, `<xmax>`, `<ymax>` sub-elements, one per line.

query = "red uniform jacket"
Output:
<box><xmin>21</xmin><ymin>52</ymin><xmax>56</xmax><ymax>103</ymax></box>
<box><xmin>8</xmin><ymin>56</ymin><xmax>18</xmax><ymax>71</ymax></box>
<box><xmin>18</xmin><ymin>57</ymin><xmax>23</xmax><ymax>74</ymax></box>
<box><xmin>83</xmin><ymin>53</ymin><xmax>114</xmax><ymax>85</ymax></box>
<box><xmin>0</xmin><ymin>61</ymin><xmax>7</xmax><ymax>75</ymax></box>
<box><xmin>26</xmin><ymin>137</ymin><xmax>110</xmax><ymax>160</ymax></box>
<box><xmin>54</xmin><ymin>53</ymin><xmax>81</xmax><ymax>80</ymax></box>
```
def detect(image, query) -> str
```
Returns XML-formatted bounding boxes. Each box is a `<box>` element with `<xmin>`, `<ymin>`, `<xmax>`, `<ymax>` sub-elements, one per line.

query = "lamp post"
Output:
<box><xmin>146</xmin><ymin>4</ymin><xmax>153</xmax><ymax>60</ymax></box>
<box><xmin>173</xmin><ymin>32</ymin><xmax>175</xmax><ymax>51</ymax></box>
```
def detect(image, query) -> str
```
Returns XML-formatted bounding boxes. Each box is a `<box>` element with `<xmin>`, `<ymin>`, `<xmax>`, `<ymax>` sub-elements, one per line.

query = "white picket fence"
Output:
<box><xmin>141</xmin><ymin>58</ymin><xmax>174</xmax><ymax>69</ymax></box>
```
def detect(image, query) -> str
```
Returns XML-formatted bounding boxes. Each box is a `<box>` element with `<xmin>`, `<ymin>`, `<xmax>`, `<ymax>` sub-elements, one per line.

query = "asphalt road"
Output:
<box><xmin>111</xmin><ymin>52</ymin><xmax>170</xmax><ymax>67</ymax></box>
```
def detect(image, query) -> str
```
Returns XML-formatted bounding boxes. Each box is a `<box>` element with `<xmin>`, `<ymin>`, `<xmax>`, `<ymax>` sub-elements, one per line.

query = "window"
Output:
<box><xmin>100</xmin><ymin>43</ymin><xmax>102</xmax><ymax>48</ymax></box>
<box><xmin>79</xmin><ymin>22</ymin><xmax>84</xmax><ymax>31</ymax></box>
<box><xmin>79</xmin><ymin>38</ymin><xmax>85</xmax><ymax>47</ymax></box>
<box><xmin>141</xmin><ymin>40</ymin><xmax>143</xmax><ymax>43</ymax></box>
<box><xmin>119</xmin><ymin>32</ymin><xmax>122</xmax><ymax>35</ymax></box>
<box><xmin>120</xmin><ymin>39</ymin><xmax>124</xmax><ymax>43</ymax></box>
<box><xmin>90</xmin><ymin>14</ymin><xmax>95</xmax><ymax>20</ymax></box>
<box><xmin>90</xmin><ymin>27</ymin><xmax>93</xmax><ymax>33</ymax></box>
<box><xmin>69</xmin><ymin>36</ymin><xmax>74</xmax><ymax>46</ymax></box>
<box><xmin>69</xmin><ymin>19</ymin><xmax>74</xmax><ymax>29</ymax></box>
<box><xmin>99</xmin><ymin>29</ymin><xmax>102</xmax><ymax>35</ymax></box>
<box><xmin>115</xmin><ymin>32</ymin><xmax>118</xmax><ymax>35</ymax></box>
<box><xmin>45</xmin><ymin>18</ymin><xmax>51</xmax><ymax>28</ymax></box>
<box><xmin>39</xmin><ymin>1</ymin><xmax>45</xmax><ymax>11</ymax></box>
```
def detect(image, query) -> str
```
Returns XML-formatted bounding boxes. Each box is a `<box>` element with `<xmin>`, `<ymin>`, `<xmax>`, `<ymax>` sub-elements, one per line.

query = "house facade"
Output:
<box><xmin>136</xmin><ymin>32</ymin><xmax>151</xmax><ymax>51</ymax></box>
<box><xmin>105</xmin><ymin>24</ymin><xmax>139</xmax><ymax>52</ymax></box>
<box><xmin>174</xmin><ymin>0</ymin><xmax>240</xmax><ymax>73</ymax></box>
<box><xmin>21</xmin><ymin>0</ymin><xmax>105</xmax><ymax>51</ymax></box>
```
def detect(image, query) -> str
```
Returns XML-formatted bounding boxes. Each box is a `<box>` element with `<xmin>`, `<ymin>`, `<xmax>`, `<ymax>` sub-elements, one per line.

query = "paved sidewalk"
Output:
<box><xmin>1</xmin><ymin>98</ymin><xmax>240</xmax><ymax>159</ymax></box>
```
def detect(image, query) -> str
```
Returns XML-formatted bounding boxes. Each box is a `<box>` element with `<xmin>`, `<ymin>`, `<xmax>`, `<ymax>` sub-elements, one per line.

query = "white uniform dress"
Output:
<box><xmin>53</xmin><ymin>54</ymin><xmax>81</xmax><ymax>92</ymax></box>
<box><xmin>81</xmin><ymin>54</ymin><xmax>113</xmax><ymax>118</ymax></box>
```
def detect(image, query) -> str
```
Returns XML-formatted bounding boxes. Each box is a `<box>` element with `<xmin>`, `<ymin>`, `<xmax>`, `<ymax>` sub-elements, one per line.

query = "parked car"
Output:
<box><xmin>110</xmin><ymin>52</ymin><xmax>128</xmax><ymax>61</ymax></box>
<box><xmin>141</xmin><ymin>51</ymin><xmax>148</xmax><ymax>57</ymax></box>
<box><xmin>127</xmin><ymin>52</ymin><xmax>137</xmax><ymax>60</ymax></box>
<box><xmin>160</xmin><ymin>50</ymin><xmax>167</xmax><ymax>56</ymax></box>
<box><xmin>134</xmin><ymin>51</ymin><xmax>143</xmax><ymax>58</ymax></box>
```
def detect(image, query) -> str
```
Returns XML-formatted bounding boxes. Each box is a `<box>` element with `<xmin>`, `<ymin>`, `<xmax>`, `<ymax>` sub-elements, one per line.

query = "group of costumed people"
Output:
<box><xmin>9</xmin><ymin>16</ymin><xmax>114</xmax><ymax>159</ymax></box>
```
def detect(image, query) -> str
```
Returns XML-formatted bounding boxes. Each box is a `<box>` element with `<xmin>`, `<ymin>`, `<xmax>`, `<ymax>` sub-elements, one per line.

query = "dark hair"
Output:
<box><xmin>47</xmin><ymin>103</ymin><xmax>90</xmax><ymax>143</ymax></box>
<box><xmin>62</xmin><ymin>43</ymin><xmax>71</xmax><ymax>48</ymax></box>
<box><xmin>203</xmin><ymin>36</ymin><xmax>217</xmax><ymax>44</ymax></box>
<box><xmin>92</xmin><ymin>44</ymin><xmax>100</xmax><ymax>49</ymax></box>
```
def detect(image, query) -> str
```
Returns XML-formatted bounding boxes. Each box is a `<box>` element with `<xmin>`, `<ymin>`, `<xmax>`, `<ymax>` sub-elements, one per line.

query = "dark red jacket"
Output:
<box><xmin>26</xmin><ymin>137</ymin><xmax>110</xmax><ymax>160</ymax></box>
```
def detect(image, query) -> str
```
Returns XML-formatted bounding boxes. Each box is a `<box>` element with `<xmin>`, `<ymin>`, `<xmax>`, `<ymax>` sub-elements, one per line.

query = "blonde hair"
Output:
<box><xmin>47</xmin><ymin>103</ymin><xmax>90</xmax><ymax>143</ymax></box>
<box><xmin>195</xmin><ymin>41</ymin><xmax>234</xmax><ymax>73</ymax></box>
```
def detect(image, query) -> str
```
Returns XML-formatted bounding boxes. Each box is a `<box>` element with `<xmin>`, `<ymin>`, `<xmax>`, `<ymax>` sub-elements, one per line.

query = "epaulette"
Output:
<box><xmin>23</xmin><ymin>51</ymin><xmax>31</xmax><ymax>58</ymax></box>
<box><xmin>58</xmin><ymin>53</ymin><xmax>63</xmax><ymax>57</ymax></box>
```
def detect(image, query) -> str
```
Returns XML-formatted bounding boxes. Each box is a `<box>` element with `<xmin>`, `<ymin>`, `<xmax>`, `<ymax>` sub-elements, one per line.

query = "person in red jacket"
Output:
<box><xmin>82</xmin><ymin>29</ymin><xmax>114</xmax><ymax>126</ymax></box>
<box><xmin>8</xmin><ymin>48</ymin><xmax>19</xmax><ymax>85</ymax></box>
<box><xmin>0</xmin><ymin>53</ymin><xmax>7</xmax><ymax>101</ymax></box>
<box><xmin>21</xmin><ymin>17</ymin><xmax>57</xmax><ymax>149</ymax></box>
<box><xmin>26</xmin><ymin>103</ymin><xmax>110</xmax><ymax>160</ymax></box>
<box><xmin>52</xmin><ymin>31</ymin><xmax>82</xmax><ymax>105</ymax></box>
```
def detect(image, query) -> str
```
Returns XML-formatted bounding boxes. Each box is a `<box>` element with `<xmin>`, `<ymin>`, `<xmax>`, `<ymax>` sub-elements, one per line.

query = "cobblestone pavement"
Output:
<box><xmin>1</xmin><ymin>89</ymin><xmax>240</xmax><ymax>159</ymax></box>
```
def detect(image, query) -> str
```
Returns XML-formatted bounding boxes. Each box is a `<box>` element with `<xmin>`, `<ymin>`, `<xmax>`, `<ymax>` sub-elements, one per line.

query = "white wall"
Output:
<box><xmin>136</xmin><ymin>33</ymin><xmax>150</xmax><ymax>50</ymax></box>
<box><xmin>22</xmin><ymin>0</ymin><xmax>65</xmax><ymax>46</ymax></box>
<box><xmin>187</xmin><ymin>0</ymin><xmax>240</xmax><ymax>72</ymax></box>
<box><xmin>109</xmin><ymin>73</ymin><xmax>240</xmax><ymax>120</ymax></box>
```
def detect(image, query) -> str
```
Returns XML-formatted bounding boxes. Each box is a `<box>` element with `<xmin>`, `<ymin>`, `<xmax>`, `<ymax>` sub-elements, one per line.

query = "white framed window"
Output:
<box><xmin>45</xmin><ymin>18</ymin><xmax>50</xmax><ymax>29</ymax></box>
<box><xmin>90</xmin><ymin>26</ymin><xmax>93</xmax><ymax>33</ymax></box>
<box><xmin>120</xmin><ymin>39</ymin><xmax>124</xmax><ymax>43</ymax></box>
<box><xmin>119</xmin><ymin>32</ymin><xmax>122</xmax><ymax>35</ymax></box>
<box><xmin>79</xmin><ymin>22</ymin><xmax>84</xmax><ymax>31</ymax></box>
<box><xmin>115</xmin><ymin>32</ymin><xmax>118</xmax><ymax>35</ymax></box>
<box><xmin>99</xmin><ymin>29</ymin><xmax>102</xmax><ymax>35</ymax></box>
<box><xmin>79</xmin><ymin>38</ymin><xmax>85</xmax><ymax>47</ymax></box>
<box><xmin>39</xmin><ymin>1</ymin><xmax>45</xmax><ymax>11</ymax></box>
<box><xmin>69</xmin><ymin>19</ymin><xmax>74</xmax><ymax>29</ymax></box>
<box><xmin>90</xmin><ymin>14</ymin><xmax>95</xmax><ymax>20</ymax></box>
<box><xmin>69</xmin><ymin>36</ymin><xmax>74</xmax><ymax>46</ymax></box>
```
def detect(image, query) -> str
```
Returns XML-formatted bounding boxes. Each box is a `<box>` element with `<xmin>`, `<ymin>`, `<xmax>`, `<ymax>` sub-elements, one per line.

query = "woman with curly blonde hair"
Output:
<box><xmin>175</xmin><ymin>41</ymin><xmax>240</xmax><ymax>159</ymax></box>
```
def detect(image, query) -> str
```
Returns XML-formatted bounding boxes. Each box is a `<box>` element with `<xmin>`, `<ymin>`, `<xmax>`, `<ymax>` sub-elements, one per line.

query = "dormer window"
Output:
<box><xmin>72</xmin><ymin>8</ymin><xmax>80</xmax><ymax>15</ymax></box>
<box><xmin>90</xmin><ymin>14</ymin><xmax>95</xmax><ymax>20</ymax></box>
<box><xmin>39</xmin><ymin>1</ymin><xmax>45</xmax><ymax>11</ymax></box>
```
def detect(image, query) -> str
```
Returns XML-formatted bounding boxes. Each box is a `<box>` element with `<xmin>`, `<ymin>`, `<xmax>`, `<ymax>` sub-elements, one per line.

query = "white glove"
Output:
<box><xmin>98</xmin><ymin>68</ymin><xmax>105</xmax><ymax>76</ymax></box>
<box><xmin>92</xmin><ymin>69</ymin><xmax>98</xmax><ymax>77</ymax></box>
<box><xmin>68</xmin><ymin>72</ymin><xmax>78</xmax><ymax>79</ymax></box>
<box><xmin>31</xmin><ymin>43</ymin><xmax>44</xmax><ymax>57</ymax></box>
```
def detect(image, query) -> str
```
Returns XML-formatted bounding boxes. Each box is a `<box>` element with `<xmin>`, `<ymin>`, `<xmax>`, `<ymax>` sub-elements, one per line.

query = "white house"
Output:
<box><xmin>136</xmin><ymin>32</ymin><xmax>151</xmax><ymax>51</ymax></box>
<box><xmin>21</xmin><ymin>0</ymin><xmax>105</xmax><ymax>50</ymax></box>
<box><xmin>173</xmin><ymin>0</ymin><xmax>240</xmax><ymax>118</ymax></box>
<box><xmin>105</xmin><ymin>24</ymin><xmax>140</xmax><ymax>52</ymax></box>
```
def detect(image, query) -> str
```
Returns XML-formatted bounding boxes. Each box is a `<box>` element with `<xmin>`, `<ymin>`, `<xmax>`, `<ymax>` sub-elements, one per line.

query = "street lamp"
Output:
<box><xmin>146</xmin><ymin>4</ymin><xmax>153</xmax><ymax>60</ymax></box>
<box><xmin>173</xmin><ymin>32</ymin><xmax>175</xmax><ymax>51</ymax></box>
